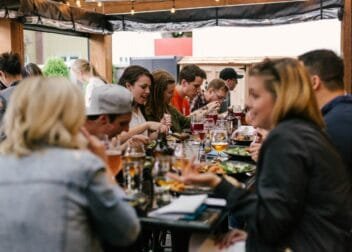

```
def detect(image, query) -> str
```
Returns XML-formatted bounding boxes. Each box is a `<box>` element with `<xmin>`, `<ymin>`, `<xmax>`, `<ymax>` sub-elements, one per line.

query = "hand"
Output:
<box><xmin>206</xmin><ymin>101</ymin><xmax>220</xmax><ymax>113</ymax></box>
<box><xmin>81</xmin><ymin>127</ymin><xmax>107</xmax><ymax>162</ymax></box>
<box><xmin>247</xmin><ymin>142</ymin><xmax>261</xmax><ymax>162</ymax></box>
<box><xmin>167</xmin><ymin>161</ymin><xmax>221</xmax><ymax>188</ymax></box>
<box><xmin>161</xmin><ymin>113</ymin><xmax>172</xmax><ymax>127</ymax></box>
<box><xmin>81</xmin><ymin>127</ymin><xmax>116</xmax><ymax>184</ymax></box>
<box><xmin>215</xmin><ymin>229</ymin><xmax>247</xmax><ymax>249</ymax></box>
<box><xmin>147</xmin><ymin>121</ymin><xmax>166</xmax><ymax>132</ymax></box>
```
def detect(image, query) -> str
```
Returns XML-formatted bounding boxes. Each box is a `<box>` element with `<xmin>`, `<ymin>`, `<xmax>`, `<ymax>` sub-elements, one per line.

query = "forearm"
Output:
<box><xmin>119</xmin><ymin>123</ymin><xmax>149</xmax><ymax>143</ymax></box>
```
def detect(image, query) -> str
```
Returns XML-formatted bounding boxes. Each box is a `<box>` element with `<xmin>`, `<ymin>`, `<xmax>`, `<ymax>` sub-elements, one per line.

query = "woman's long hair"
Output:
<box><xmin>145</xmin><ymin>69</ymin><xmax>175</xmax><ymax>121</ymax></box>
<box><xmin>248</xmin><ymin>58</ymin><xmax>325</xmax><ymax>129</ymax></box>
<box><xmin>0</xmin><ymin>77</ymin><xmax>87</xmax><ymax>156</ymax></box>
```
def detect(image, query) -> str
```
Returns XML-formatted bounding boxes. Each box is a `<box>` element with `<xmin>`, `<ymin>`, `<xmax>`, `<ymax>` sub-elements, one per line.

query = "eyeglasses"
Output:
<box><xmin>214</xmin><ymin>91</ymin><xmax>226</xmax><ymax>101</ymax></box>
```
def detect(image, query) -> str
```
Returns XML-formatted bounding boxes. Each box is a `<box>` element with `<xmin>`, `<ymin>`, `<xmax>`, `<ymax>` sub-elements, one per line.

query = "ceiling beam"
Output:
<box><xmin>69</xmin><ymin>0</ymin><xmax>308</xmax><ymax>15</ymax></box>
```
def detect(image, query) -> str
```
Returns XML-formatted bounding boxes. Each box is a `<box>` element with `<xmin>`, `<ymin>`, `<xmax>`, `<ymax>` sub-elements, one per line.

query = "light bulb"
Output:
<box><xmin>170</xmin><ymin>7</ymin><xmax>175</xmax><ymax>14</ymax></box>
<box><xmin>76</xmin><ymin>0</ymin><xmax>81</xmax><ymax>7</ymax></box>
<box><xmin>131</xmin><ymin>8</ymin><xmax>135</xmax><ymax>15</ymax></box>
<box><xmin>97</xmin><ymin>1</ymin><xmax>102</xmax><ymax>7</ymax></box>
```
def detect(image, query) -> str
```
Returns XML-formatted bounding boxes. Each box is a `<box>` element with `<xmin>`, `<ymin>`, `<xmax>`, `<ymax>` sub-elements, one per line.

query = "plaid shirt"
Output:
<box><xmin>191</xmin><ymin>91</ymin><xmax>207</xmax><ymax>112</ymax></box>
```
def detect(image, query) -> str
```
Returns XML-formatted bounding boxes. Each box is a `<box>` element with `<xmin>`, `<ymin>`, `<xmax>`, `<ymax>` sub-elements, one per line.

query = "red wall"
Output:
<box><xmin>155</xmin><ymin>38</ymin><xmax>192</xmax><ymax>56</ymax></box>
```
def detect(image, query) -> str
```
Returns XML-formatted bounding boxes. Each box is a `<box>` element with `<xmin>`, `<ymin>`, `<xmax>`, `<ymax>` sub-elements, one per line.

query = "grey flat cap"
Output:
<box><xmin>86</xmin><ymin>85</ymin><xmax>133</xmax><ymax>115</ymax></box>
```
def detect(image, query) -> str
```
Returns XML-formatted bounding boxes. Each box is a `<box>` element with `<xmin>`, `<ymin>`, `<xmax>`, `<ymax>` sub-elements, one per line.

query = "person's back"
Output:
<box><xmin>0</xmin><ymin>77</ymin><xmax>140</xmax><ymax>252</ymax></box>
<box><xmin>0</xmin><ymin>147</ymin><xmax>139</xmax><ymax>252</ymax></box>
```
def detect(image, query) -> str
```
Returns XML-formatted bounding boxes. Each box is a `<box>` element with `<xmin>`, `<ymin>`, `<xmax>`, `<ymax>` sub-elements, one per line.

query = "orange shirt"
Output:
<box><xmin>171</xmin><ymin>88</ymin><xmax>190</xmax><ymax>116</ymax></box>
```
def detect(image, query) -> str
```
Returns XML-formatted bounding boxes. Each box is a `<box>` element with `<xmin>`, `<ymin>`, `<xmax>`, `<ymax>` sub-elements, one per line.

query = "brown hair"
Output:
<box><xmin>207</xmin><ymin>78</ymin><xmax>228</xmax><ymax>93</ymax></box>
<box><xmin>145</xmin><ymin>69</ymin><xmax>175</xmax><ymax>121</ymax></box>
<box><xmin>248</xmin><ymin>58</ymin><xmax>325</xmax><ymax>129</ymax></box>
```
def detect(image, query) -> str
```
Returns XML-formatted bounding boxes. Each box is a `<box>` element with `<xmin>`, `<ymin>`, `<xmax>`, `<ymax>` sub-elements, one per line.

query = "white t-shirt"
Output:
<box><xmin>129</xmin><ymin>107</ymin><xmax>148</xmax><ymax>136</ymax></box>
<box><xmin>85</xmin><ymin>77</ymin><xmax>105</xmax><ymax>107</ymax></box>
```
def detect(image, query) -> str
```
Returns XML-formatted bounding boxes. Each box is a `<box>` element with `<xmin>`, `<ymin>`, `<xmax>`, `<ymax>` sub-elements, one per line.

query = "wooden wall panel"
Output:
<box><xmin>89</xmin><ymin>34</ymin><xmax>113</xmax><ymax>83</ymax></box>
<box><xmin>0</xmin><ymin>19</ymin><xmax>24</xmax><ymax>64</ymax></box>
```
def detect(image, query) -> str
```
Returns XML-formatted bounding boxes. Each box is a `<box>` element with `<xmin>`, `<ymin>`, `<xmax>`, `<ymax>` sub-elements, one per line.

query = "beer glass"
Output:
<box><xmin>211</xmin><ymin>129</ymin><xmax>229</xmax><ymax>160</ymax></box>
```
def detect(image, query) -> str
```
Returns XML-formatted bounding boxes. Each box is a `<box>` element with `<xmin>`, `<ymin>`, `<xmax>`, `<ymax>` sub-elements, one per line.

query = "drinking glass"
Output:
<box><xmin>104</xmin><ymin>135</ymin><xmax>123</xmax><ymax>177</ymax></box>
<box><xmin>123</xmin><ymin>143</ymin><xmax>146</xmax><ymax>194</ymax></box>
<box><xmin>211</xmin><ymin>129</ymin><xmax>229</xmax><ymax>160</ymax></box>
<box><xmin>163</xmin><ymin>113</ymin><xmax>172</xmax><ymax>134</ymax></box>
<box><xmin>191</xmin><ymin>114</ymin><xmax>204</xmax><ymax>138</ymax></box>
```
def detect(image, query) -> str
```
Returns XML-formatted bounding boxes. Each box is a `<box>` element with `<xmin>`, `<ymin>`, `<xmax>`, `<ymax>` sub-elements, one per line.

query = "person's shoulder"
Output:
<box><xmin>47</xmin><ymin>148</ymin><xmax>105</xmax><ymax>173</ymax></box>
<box><xmin>89</xmin><ymin>77</ymin><xmax>105</xmax><ymax>87</ymax></box>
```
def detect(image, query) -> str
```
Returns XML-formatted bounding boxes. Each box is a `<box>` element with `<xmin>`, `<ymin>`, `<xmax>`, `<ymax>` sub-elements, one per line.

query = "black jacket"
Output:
<box><xmin>214</xmin><ymin>117</ymin><xmax>352</xmax><ymax>251</ymax></box>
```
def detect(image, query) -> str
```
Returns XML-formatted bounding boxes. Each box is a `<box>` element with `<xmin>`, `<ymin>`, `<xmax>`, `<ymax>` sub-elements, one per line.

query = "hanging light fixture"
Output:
<box><xmin>170</xmin><ymin>0</ymin><xmax>175</xmax><ymax>13</ymax></box>
<box><xmin>97</xmin><ymin>1</ymin><xmax>102</xmax><ymax>7</ymax></box>
<box><xmin>130</xmin><ymin>0</ymin><xmax>135</xmax><ymax>15</ymax></box>
<box><xmin>76</xmin><ymin>0</ymin><xmax>81</xmax><ymax>7</ymax></box>
<box><xmin>66</xmin><ymin>1</ymin><xmax>70</xmax><ymax>6</ymax></box>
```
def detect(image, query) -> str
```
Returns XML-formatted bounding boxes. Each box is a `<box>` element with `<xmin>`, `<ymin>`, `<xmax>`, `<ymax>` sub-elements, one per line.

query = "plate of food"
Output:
<box><xmin>198</xmin><ymin>161</ymin><xmax>256</xmax><ymax>182</ymax></box>
<box><xmin>224</xmin><ymin>145</ymin><xmax>253</xmax><ymax>162</ymax></box>
<box><xmin>168</xmin><ymin>181</ymin><xmax>212</xmax><ymax>195</ymax></box>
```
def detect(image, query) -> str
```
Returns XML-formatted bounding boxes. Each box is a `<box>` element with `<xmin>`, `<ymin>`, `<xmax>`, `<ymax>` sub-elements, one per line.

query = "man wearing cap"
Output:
<box><xmin>85</xmin><ymin>85</ymin><xmax>133</xmax><ymax>139</ymax></box>
<box><xmin>219</xmin><ymin>67</ymin><xmax>243</xmax><ymax>113</ymax></box>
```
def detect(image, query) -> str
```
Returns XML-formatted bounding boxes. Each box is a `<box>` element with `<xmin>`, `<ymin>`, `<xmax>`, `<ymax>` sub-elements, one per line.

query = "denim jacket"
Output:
<box><xmin>0</xmin><ymin>147</ymin><xmax>140</xmax><ymax>252</ymax></box>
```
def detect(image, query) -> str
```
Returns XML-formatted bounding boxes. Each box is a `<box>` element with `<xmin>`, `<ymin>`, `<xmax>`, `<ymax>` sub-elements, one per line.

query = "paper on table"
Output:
<box><xmin>148</xmin><ymin>194</ymin><xmax>208</xmax><ymax>217</ymax></box>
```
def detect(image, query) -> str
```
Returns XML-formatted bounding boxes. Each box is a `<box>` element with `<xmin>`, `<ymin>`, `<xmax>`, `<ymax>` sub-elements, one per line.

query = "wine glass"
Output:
<box><xmin>211</xmin><ymin>129</ymin><xmax>229</xmax><ymax>160</ymax></box>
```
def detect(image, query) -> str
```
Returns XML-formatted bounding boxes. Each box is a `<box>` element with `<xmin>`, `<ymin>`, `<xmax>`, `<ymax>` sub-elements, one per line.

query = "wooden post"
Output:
<box><xmin>89</xmin><ymin>34</ymin><xmax>113</xmax><ymax>83</ymax></box>
<box><xmin>0</xmin><ymin>18</ymin><xmax>24</xmax><ymax>64</ymax></box>
<box><xmin>342</xmin><ymin>0</ymin><xmax>352</xmax><ymax>93</ymax></box>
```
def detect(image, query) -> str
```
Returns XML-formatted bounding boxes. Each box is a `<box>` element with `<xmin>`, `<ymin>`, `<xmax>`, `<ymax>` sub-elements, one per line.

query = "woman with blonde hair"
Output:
<box><xmin>170</xmin><ymin>58</ymin><xmax>352</xmax><ymax>251</ymax></box>
<box><xmin>71</xmin><ymin>58</ymin><xmax>106</xmax><ymax>107</ymax></box>
<box><xmin>0</xmin><ymin>77</ymin><xmax>140</xmax><ymax>251</ymax></box>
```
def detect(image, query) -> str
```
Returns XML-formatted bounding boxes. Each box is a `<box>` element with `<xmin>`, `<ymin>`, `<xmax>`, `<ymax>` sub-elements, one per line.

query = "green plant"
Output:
<box><xmin>42</xmin><ymin>58</ymin><xmax>69</xmax><ymax>77</ymax></box>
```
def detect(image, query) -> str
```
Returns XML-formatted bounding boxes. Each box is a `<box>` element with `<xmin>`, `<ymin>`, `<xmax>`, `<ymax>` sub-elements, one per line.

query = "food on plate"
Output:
<box><xmin>169</xmin><ymin>181</ymin><xmax>185</xmax><ymax>192</ymax></box>
<box><xmin>221</xmin><ymin>161</ymin><xmax>255</xmax><ymax>174</ymax></box>
<box><xmin>198</xmin><ymin>163</ymin><xmax>225</xmax><ymax>174</ymax></box>
<box><xmin>226</xmin><ymin>146</ymin><xmax>251</xmax><ymax>156</ymax></box>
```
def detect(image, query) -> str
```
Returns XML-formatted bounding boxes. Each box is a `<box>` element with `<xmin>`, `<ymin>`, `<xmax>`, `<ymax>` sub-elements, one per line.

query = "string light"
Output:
<box><xmin>130</xmin><ymin>0</ymin><xmax>135</xmax><ymax>15</ymax></box>
<box><xmin>170</xmin><ymin>0</ymin><xmax>175</xmax><ymax>13</ymax></box>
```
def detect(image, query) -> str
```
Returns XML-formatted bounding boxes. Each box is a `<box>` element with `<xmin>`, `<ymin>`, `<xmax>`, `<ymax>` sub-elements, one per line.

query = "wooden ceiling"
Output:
<box><xmin>68</xmin><ymin>0</ymin><xmax>309</xmax><ymax>15</ymax></box>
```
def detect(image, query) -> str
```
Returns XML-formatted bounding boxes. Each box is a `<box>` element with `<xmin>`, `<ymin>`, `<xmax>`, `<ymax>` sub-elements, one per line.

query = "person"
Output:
<box><xmin>70</xmin><ymin>59</ymin><xmax>106</xmax><ymax>107</ymax></box>
<box><xmin>190</xmin><ymin>78</ymin><xmax>228</xmax><ymax>112</ymax></box>
<box><xmin>0</xmin><ymin>52</ymin><xmax>22</xmax><ymax>102</ymax></box>
<box><xmin>170</xmin><ymin>58</ymin><xmax>352</xmax><ymax>251</ymax></box>
<box><xmin>171</xmin><ymin>64</ymin><xmax>206</xmax><ymax>116</ymax></box>
<box><xmin>145</xmin><ymin>69</ymin><xmax>190</xmax><ymax>133</ymax></box>
<box><xmin>85</xmin><ymin>84</ymin><xmax>133</xmax><ymax>139</ymax></box>
<box><xmin>219</xmin><ymin>67</ymin><xmax>243</xmax><ymax>113</ymax></box>
<box><xmin>298</xmin><ymin>49</ymin><xmax>352</xmax><ymax>174</ymax></box>
<box><xmin>0</xmin><ymin>77</ymin><xmax>140</xmax><ymax>251</ymax></box>
<box><xmin>0</xmin><ymin>52</ymin><xmax>22</xmax><ymax>124</ymax></box>
<box><xmin>21</xmin><ymin>63</ymin><xmax>43</xmax><ymax>78</ymax></box>
<box><xmin>118</xmin><ymin>65</ymin><xmax>167</xmax><ymax>140</ymax></box>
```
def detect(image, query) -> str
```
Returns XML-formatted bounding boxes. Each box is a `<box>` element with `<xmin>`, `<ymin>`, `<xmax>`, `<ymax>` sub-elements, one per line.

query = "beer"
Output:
<box><xmin>106</xmin><ymin>149</ymin><xmax>122</xmax><ymax>176</ymax></box>
<box><xmin>124</xmin><ymin>153</ymin><xmax>145</xmax><ymax>163</ymax></box>
<box><xmin>212</xmin><ymin>142</ymin><xmax>228</xmax><ymax>152</ymax></box>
